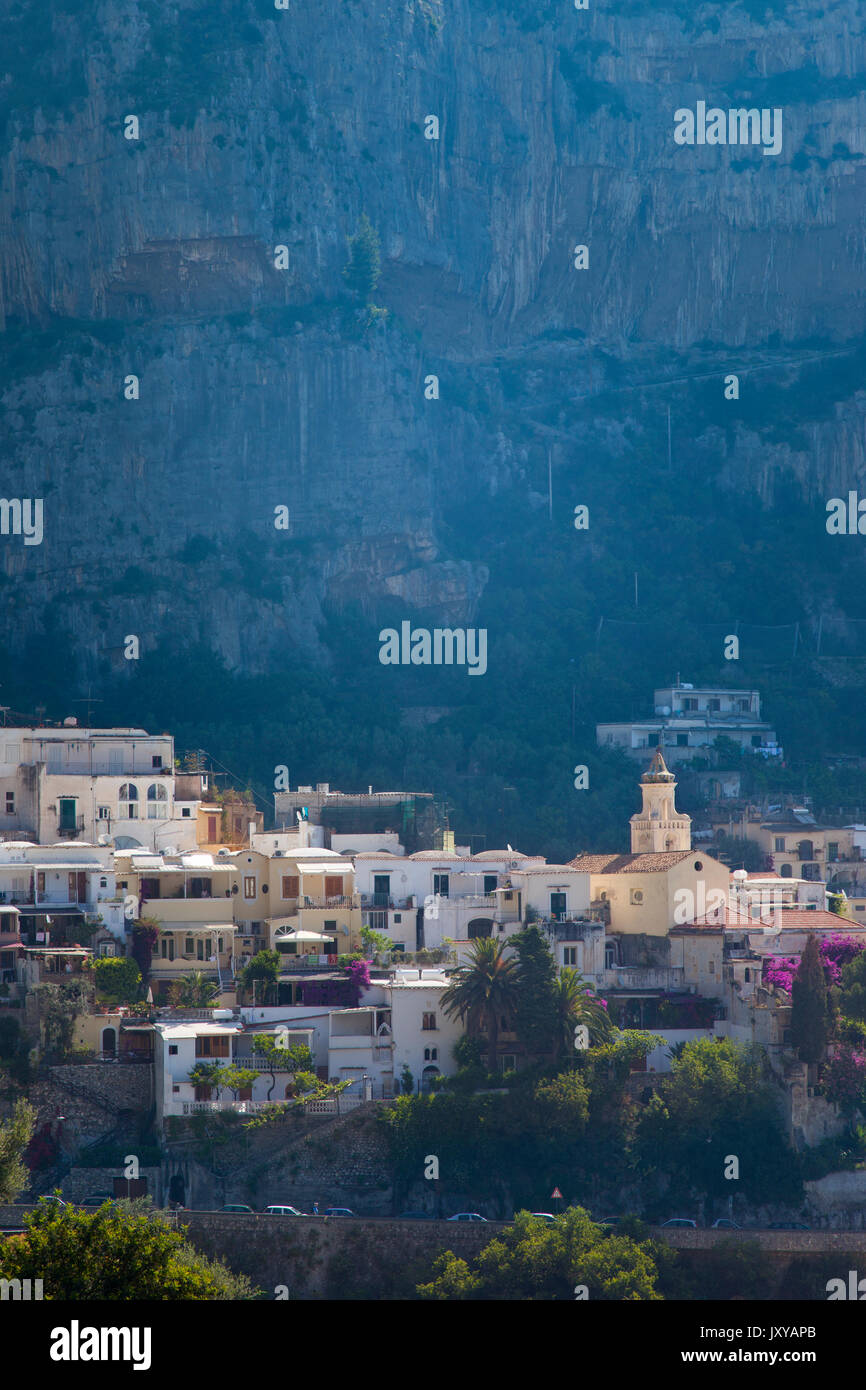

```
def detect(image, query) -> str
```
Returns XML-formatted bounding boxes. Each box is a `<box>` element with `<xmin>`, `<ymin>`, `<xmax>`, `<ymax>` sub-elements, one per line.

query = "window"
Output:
<box><xmin>194</xmin><ymin>1085</ymin><xmax>212</xmax><ymax>1101</ymax></box>
<box><xmin>500</xmin><ymin>1055</ymin><xmax>517</xmax><ymax>1073</ymax></box>
<box><xmin>604</xmin><ymin>943</ymin><xmax>616</xmax><ymax>968</ymax></box>
<box><xmin>99</xmin><ymin>877</ymin><xmax>107</xmax><ymax>888</ymax></box>
<box><xmin>160</xmin><ymin>937</ymin><xmax>175</xmax><ymax>960</ymax></box>
<box><xmin>146</xmin><ymin>783</ymin><xmax>168</xmax><ymax>819</ymax></box>
<box><xmin>207</xmin><ymin>815</ymin><xmax>218</xmax><ymax>844</ymax></box>
<box><xmin>708</xmin><ymin>698</ymin><xmax>720</xmax><ymax>712</ymax></box>
<box><xmin>118</xmin><ymin>783</ymin><xmax>138</xmax><ymax>818</ymax></box>
<box><xmin>182</xmin><ymin>807</ymin><xmax>191</xmax><ymax>818</ymax></box>
<box><xmin>423</xmin><ymin>1047</ymin><xmax>438</xmax><ymax>1062</ymax></box>
<box><xmin>58</xmin><ymin>797</ymin><xmax>77</xmax><ymax>832</ymax></box>
<box><xmin>168</xmin><ymin>1044</ymin><xmax>178</xmax><ymax>1056</ymax></box>
<box><xmin>140</xmin><ymin>877</ymin><xmax>161</xmax><ymax>900</ymax></box>
<box><xmin>422</xmin><ymin>1012</ymin><xmax>437</xmax><ymax>1031</ymax></box>
<box><xmin>281</xmin><ymin>875</ymin><xmax>299</xmax><ymax>899</ymax></box>
<box><xmin>372</xmin><ymin>875</ymin><xmax>391</xmax><ymax>906</ymax></box>
<box><xmin>828</xmin><ymin>843</ymin><xmax>839</xmax><ymax>863</ymax></box>
<box><xmin>630</xmin><ymin>889</ymin><xmax>644</xmax><ymax>905</ymax></box>
<box><xmin>185</xmin><ymin>937</ymin><xmax>194</xmax><ymax>956</ymax></box>
<box><xmin>233</xmin><ymin>817</ymin><xmax>242</xmax><ymax>836</ymax></box>
<box><xmin>36</xmin><ymin>872</ymin><xmax>45</xmax><ymax>895</ymax></box>
<box><xmin>433</xmin><ymin>874</ymin><xmax>449</xmax><ymax>898</ymax></box>
<box><xmin>325</xmin><ymin>875</ymin><xmax>344</xmax><ymax>900</ymax></box>
<box><xmin>751</xmin><ymin>735</ymin><xmax>763</xmax><ymax>747</ymax></box>
<box><xmin>774</xmin><ymin>837</ymin><xmax>785</xmax><ymax>852</ymax></box>
<box><xmin>550</xmin><ymin>891</ymin><xmax>567</xmax><ymax>920</ymax></box>
<box><xmin>243</xmin><ymin>876</ymin><xmax>256</xmax><ymax>899</ymax></box>
<box><xmin>676</xmin><ymin>733</ymin><xmax>688</xmax><ymax>747</ymax></box>
<box><xmin>4</xmin><ymin>792</ymin><xmax>13</xmax><ymax>814</ymax></box>
<box><xmin>684</xmin><ymin>698</ymin><xmax>698</xmax><ymax>711</ymax></box>
<box><xmin>394</xmin><ymin>913</ymin><xmax>401</xmax><ymax>923</ymax></box>
<box><xmin>563</xmin><ymin>947</ymin><xmax>577</xmax><ymax>966</ymax></box>
<box><xmin>97</xmin><ymin>806</ymin><xmax>110</xmax><ymax>821</ymax></box>
<box><xmin>195</xmin><ymin>1036</ymin><xmax>230</xmax><ymax>1058</ymax></box>
<box><xmin>152</xmin><ymin>755</ymin><xmax>163</xmax><ymax>768</ymax></box>
<box><xmin>709</xmin><ymin>960</ymin><xmax>715</xmax><ymax>973</ymax></box>
<box><xmin>483</xmin><ymin>875</ymin><xmax>498</xmax><ymax>896</ymax></box>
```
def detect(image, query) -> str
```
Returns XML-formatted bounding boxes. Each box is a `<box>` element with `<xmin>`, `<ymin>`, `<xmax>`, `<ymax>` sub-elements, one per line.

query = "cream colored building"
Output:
<box><xmin>230</xmin><ymin>845</ymin><xmax>362</xmax><ymax>964</ymax></box>
<box><xmin>569</xmin><ymin>751</ymin><xmax>729</xmax><ymax>936</ymax></box>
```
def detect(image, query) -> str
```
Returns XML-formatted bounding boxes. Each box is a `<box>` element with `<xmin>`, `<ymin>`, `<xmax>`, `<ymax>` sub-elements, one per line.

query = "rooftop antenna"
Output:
<box><xmin>72</xmin><ymin>689</ymin><xmax>103</xmax><ymax>725</ymax></box>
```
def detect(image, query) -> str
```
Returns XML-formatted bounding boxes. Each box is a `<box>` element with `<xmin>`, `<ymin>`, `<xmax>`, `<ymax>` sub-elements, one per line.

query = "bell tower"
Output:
<box><xmin>630</xmin><ymin>747</ymin><xmax>691</xmax><ymax>853</ymax></box>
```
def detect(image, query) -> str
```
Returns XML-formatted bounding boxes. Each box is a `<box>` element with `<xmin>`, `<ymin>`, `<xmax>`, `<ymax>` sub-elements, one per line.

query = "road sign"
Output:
<box><xmin>551</xmin><ymin>1187</ymin><xmax>563</xmax><ymax>1200</ymax></box>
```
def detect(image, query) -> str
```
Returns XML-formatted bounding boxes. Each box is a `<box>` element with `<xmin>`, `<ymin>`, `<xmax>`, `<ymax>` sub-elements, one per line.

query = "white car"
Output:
<box><xmin>264</xmin><ymin>1205</ymin><xmax>306</xmax><ymax>1216</ymax></box>
<box><xmin>447</xmin><ymin>1212</ymin><xmax>488</xmax><ymax>1222</ymax></box>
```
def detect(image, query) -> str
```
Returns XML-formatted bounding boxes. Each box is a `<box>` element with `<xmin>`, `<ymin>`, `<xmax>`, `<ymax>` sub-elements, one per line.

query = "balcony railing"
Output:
<box><xmin>301</xmin><ymin>895</ymin><xmax>356</xmax><ymax>909</ymax></box>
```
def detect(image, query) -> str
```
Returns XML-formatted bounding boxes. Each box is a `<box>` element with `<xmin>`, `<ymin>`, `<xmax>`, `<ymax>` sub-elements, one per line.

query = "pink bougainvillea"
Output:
<box><xmin>763</xmin><ymin>934</ymin><xmax>866</xmax><ymax>995</ymax></box>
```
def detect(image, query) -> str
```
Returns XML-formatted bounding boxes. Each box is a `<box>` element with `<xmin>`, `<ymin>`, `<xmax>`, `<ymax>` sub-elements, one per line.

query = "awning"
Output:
<box><xmin>16</xmin><ymin>905</ymin><xmax>84</xmax><ymax>915</ymax></box>
<box><xmin>275</xmin><ymin>929</ymin><xmax>337</xmax><ymax>942</ymax></box>
<box><xmin>296</xmin><ymin>863</ymin><xmax>353</xmax><ymax>874</ymax></box>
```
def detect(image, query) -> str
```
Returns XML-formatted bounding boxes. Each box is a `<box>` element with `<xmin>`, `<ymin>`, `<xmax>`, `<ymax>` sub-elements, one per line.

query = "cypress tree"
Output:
<box><xmin>790</xmin><ymin>933</ymin><xmax>828</xmax><ymax>1064</ymax></box>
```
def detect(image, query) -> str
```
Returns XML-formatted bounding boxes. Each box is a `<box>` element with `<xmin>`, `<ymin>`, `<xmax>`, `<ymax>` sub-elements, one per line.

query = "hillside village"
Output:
<box><xmin>0</xmin><ymin>691</ymin><xmax>864</xmax><ymax>1225</ymax></box>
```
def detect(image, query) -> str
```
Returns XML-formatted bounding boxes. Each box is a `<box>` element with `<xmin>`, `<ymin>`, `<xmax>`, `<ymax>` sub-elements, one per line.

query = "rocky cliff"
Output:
<box><xmin>2</xmin><ymin>0</ymin><xmax>866</xmax><ymax>684</ymax></box>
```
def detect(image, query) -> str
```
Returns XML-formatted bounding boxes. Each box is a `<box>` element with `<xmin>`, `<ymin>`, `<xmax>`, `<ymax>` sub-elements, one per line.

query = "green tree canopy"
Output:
<box><xmin>511</xmin><ymin>925</ymin><xmax>558</xmax><ymax>1059</ymax></box>
<box><xmin>92</xmin><ymin>956</ymin><xmax>142</xmax><ymax>1006</ymax></box>
<box><xmin>0</xmin><ymin>1098</ymin><xmax>36</xmax><ymax>1203</ymax></box>
<box><xmin>0</xmin><ymin>1199</ymin><xmax>259</xmax><ymax>1299</ymax></box>
<box><xmin>417</xmin><ymin>1206</ymin><xmax>663</xmax><ymax>1300</ymax></box>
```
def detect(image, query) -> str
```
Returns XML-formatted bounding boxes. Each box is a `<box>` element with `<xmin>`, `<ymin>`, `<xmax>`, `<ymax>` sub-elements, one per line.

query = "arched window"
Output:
<box><xmin>780</xmin><ymin>863</ymin><xmax>793</xmax><ymax>878</ymax></box>
<box><xmin>147</xmin><ymin>783</ymin><xmax>168</xmax><ymax>819</ymax></box>
<box><xmin>118</xmin><ymin>784</ymin><xmax>138</xmax><ymax>819</ymax></box>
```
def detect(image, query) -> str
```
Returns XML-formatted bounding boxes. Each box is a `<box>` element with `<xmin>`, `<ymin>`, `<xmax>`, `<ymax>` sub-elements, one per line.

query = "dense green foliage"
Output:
<box><xmin>91</xmin><ymin>956</ymin><xmax>142</xmax><ymax>1006</ymax></box>
<box><xmin>0</xmin><ymin>1099</ymin><xmax>36</xmax><ymax>1203</ymax></box>
<box><xmin>633</xmin><ymin>1038</ymin><xmax>801</xmax><ymax>1208</ymax></box>
<box><xmin>0</xmin><ymin>1198</ymin><xmax>259</xmax><ymax>1299</ymax></box>
<box><xmin>417</xmin><ymin>1206</ymin><xmax>664</xmax><ymax>1300</ymax></box>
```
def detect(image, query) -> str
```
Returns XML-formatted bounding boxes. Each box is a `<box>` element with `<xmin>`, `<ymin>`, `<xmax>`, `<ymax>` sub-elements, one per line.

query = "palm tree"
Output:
<box><xmin>554</xmin><ymin>968</ymin><xmax>616</xmax><ymax>1060</ymax></box>
<box><xmin>170</xmin><ymin>970</ymin><xmax>219</xmax><ymax>1008</ymax></box>
<box><xmin>441</xmin><ymin>937</ymin><xmax>519</xmax><ymax>1075</ymax></box>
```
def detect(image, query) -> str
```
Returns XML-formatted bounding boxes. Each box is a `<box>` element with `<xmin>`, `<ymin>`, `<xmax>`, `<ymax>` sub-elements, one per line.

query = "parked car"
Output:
<box><xmin>768</xmin><ymin>1221</ymin><xmax>811</xmax><ymax>1230</ymax></box>
<box><xmin>529</xmin><ymin>1213</ymin><xmax>557</xmax><ymax>1223</ymax></box>
<box><xmin>399</xmin><ymin>1211</ymin><xmax>435</xmax><ymax>1220</ymax></box>
<box><xmin>220</xmin><ymin>1204</ymin><xmax>254</xmax><ymax>1214</ymax></box>
<box><xmin>263</xmin><ymin>1205</ymin><xmax>306</xmax><ymax>1216</ymax></box>
<box><xmin>39</xmin><ymin>1195</ymin><xmax>68</xmax><ymax>1209</ymax></box>
<box><xmin>447</xmin><ymin>1213</ymin><xmax>488</xmax><ymax>1222</ymax></box>
<box><xmin>661</xmin><ymin>1218</ymin><xmax>697</xmax><ymax>1227</ymax></box>
<box><xmin>323</xmin><ymin>1207</ymin><xmax>355</xmax><ymax>1217</ymax></box>
<box><xmin>80</xmin><ymin>1193</ymin><xmax>115</xmax><ymax>1207</ymax></box>
<box><xmin>711</xmin><ymin>1219</ymin><xmax>741</xmax><ymax>1230</ymax></box>
<box><xmin>598</xmin><ymin>1216</ymin><xmax>621</xmax><ymax>1226</ymax></box>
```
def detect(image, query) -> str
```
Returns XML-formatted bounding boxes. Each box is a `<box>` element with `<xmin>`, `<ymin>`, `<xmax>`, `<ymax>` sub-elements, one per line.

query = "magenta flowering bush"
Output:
<box><xmin>822</xmin><ymin>1045</ymin><xmax>866</xmax><ymax>1116</ymax></box>
<box><xmin>763</xmin><ymin>935</ymin><xmax>866</xmax><ymax>994</ymax></box>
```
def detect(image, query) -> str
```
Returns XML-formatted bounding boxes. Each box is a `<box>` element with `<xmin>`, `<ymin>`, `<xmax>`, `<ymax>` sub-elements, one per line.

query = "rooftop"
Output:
<box><xmin>568</xmin><ymin>851</ymin><xmax>698</xmax><ymax>874</ymax></box>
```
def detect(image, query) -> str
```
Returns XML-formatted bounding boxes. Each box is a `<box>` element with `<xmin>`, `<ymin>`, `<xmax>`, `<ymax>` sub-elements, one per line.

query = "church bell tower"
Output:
<box><xmin>630</xmin><ymin>747</ymin><xmax>692</xmax><ymax>853</ymax></box>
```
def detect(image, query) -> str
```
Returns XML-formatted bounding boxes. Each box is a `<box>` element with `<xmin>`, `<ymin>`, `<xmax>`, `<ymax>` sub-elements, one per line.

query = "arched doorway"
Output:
<box><xmin>468</xmin><ymin>919</ymin><xmax>494</xmax><ymax>939</ymax></box>
<box><xmin>101</xmin><ymin>1027</ymin><xmax>116</xmax><ymax>1058</ymax></box>
<box><xmin>421</xmin><ymin>1065</ymin><xmax>440</xmax><ymax>1092</ymax></box>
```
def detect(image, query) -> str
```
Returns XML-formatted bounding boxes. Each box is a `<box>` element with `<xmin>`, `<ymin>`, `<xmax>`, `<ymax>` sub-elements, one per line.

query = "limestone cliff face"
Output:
<box><xmin>1</xmin><ymin>0</ymin><xmax>865</xmax><ymax>675</ymax></box>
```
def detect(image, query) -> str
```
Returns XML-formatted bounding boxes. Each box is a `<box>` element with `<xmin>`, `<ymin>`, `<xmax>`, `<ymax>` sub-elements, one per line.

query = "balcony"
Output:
<box><xmin>602</xmin><ymin>966</ymin><xmax>686</xmax><ymax>991</ymax></box>
<box><xmin>145</xmin><ymin>899</ymin><xmax>234</xmax><ymax>925</ymax></box>
<box><xmin>301</xmin><ymin>895</ymin><xmax>357</xmax><ymax>909</ymax></box>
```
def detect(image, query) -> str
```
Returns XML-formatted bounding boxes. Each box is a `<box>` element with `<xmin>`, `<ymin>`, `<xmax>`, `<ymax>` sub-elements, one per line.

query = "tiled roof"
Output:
<box><xmin>568</xmin><ymin>851</ymin><xmax>696</xmax><ymax>874</ymax></box>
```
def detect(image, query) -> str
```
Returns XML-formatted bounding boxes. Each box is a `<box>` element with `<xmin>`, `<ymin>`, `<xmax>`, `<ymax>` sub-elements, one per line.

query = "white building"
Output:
<box><xmin>0</xmin><ymin>840</ymin><xmax>124</xmax><ymax>946</ymax></box>
<box><xmin>597</xmin><ymin>682</ymin><xmax>781</xmax><ymax>765</ymax></box>
<box><xmin>0</xmin><ymin>725</ymin><xmax>203</xmax><ymax>850</ymax></box>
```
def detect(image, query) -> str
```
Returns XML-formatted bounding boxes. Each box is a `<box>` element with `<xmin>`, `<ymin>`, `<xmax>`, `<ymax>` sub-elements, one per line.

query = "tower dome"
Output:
<box><xmin>630</xmin><ymin>748</ymin><xmax>691</xmax><ymax>853</ymax></box>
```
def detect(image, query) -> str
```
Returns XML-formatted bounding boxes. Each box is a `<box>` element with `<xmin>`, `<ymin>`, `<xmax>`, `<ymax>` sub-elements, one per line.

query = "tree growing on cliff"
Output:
<box><xmin>0</xmin><ymin>1199</ymin><xmax>259</xmax><ymax>1299</ymax></box>
<box><xmin>342</xmin><ymin>213</ymin><xmax>381</xmax><ymax>302</ymax></box>
<box><xmin>791</xmin><ymin>933</ymin><xmax>829</xmax><ymax>1064</ymax></box>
